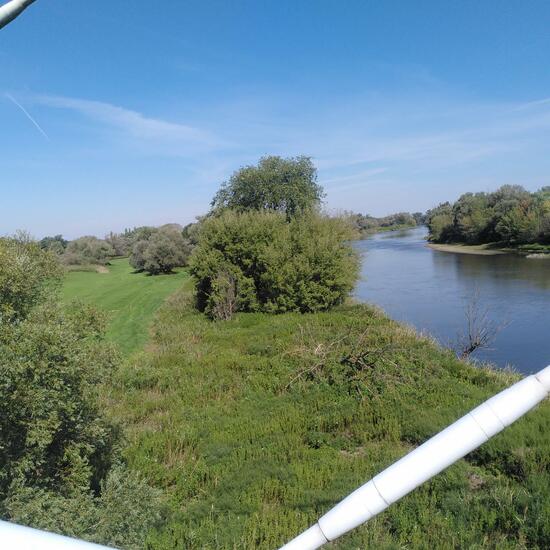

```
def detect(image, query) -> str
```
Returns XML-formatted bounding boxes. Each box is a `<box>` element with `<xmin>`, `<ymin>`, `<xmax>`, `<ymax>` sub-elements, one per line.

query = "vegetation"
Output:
<box><xmin>0</xmin><ymin>233</ymin><xmax>62</xmax><ymax>323</ymax></box>
<box><xmin>0</xmin><ymin>236</ymin><xmax>162</xmax><ymax>549</ymax></box>
<box><xmin>211</xmin><ymin>155</ymin><xmax>324</xmax><ymax>218</ymax></box>
<box><xmin>39</xmin><ymin>234</ymin><xmax>68</xmax><ymax>255</ymax></box>
<box><xmin>129</xmin><ymin>225</ymin><xmax>192</xmax><ymax>275</ymax></box>
<box><xmin>349</xmin><ymin>211</ymin><xmax>421</xmax><ymax>237</ymax></box>
<box><xmin>189</xmin><ymin>210</ymin><xmax>359</xmax><ymax>319</ymax></box>
<box><xmin>111</xmin><ymin>282</ymin><xmax>550</xmax><ymax>549</ymax></box>
<box><xmin>426</xmin><ymin>185</ymin><xmax>550</xmax><ymax>248</ymax></box>
<box><xmin>6</xmin><ymin>156</ymin><xmax>550</xmax><ymax>549</ymax></box>
<box><xmin>62</xmin><ymin>236</ymin><xmax>116</xmax><ymax>266</ymax></box>
<box><xmin>62</xmin><ymin>258</ymin><xmax>188</xmax><ymax>355</ymax></box>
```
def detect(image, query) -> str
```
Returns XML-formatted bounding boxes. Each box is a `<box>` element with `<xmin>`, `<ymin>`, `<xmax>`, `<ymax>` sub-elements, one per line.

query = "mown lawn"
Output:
<box><xmin>61</xmin><ymin>258</ymin><xmax>188</xmax><ymax>356</ymax></box>
<box><xmin>109</xmin><ymin>284</ymin><xmax>550</xmax><ymax>549</ymax></box>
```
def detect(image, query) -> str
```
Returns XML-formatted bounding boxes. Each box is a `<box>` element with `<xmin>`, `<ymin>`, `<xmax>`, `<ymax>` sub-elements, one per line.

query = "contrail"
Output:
<box><xmin>5</xmin><ymin>92</ymin><xmax>50</xmax><ymax>140</ymax></box>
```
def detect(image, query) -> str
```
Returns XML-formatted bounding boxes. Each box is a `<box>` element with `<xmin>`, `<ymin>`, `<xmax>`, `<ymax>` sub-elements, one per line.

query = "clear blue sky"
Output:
<box><xmin>1</xmin><ymin>0</ymin><xmax>550</xmax><ymax>238</ymax></box>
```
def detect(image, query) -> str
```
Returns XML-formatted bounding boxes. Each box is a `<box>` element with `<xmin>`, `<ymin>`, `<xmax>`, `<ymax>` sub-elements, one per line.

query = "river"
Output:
<box><xmin>353</xmin><ymin>227</ymin><xmax>550</xmax><ymax>374</ymax></box>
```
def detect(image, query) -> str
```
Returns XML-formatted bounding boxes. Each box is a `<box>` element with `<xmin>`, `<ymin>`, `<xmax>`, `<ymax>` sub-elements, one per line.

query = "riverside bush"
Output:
<box><xmin>189</xmin><ymin>210</ymin><xmax>359</xmax><ymax>319</ymax></box>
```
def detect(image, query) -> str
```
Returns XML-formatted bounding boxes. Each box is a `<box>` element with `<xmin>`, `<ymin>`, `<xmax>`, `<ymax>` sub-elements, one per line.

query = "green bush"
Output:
<box><xmin>130</xmin><ymin>227</ymin><xmax>191</xmax><ymax>275</ymax></box>
<box><xmin>0</xmin><ymin>236</ymin><xmax>163</xmax><ymax>548</ymax></box>
<box><xmin>0</xmin><ymin>234</ymin><xmax>62</xmax><ymax>323</ymax></box>
<box><xmin>63</xmin><ymin>236</ymin><xmax>115</xmax><ymax>266</ymax></box>
<box><xmin>5</xmin><ymin>466</ymin><xmax>163</xmax><ymax>550</ymax></box>
<box><xmin>189</xmin><ymin>210</ymin><xmax>359</xmax><ymax>319</ymax></box>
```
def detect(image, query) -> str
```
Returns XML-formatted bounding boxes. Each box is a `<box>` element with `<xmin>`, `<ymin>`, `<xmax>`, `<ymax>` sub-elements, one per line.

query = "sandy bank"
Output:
<box><xmin>427</xmin><ymin>243</ymin><xmax>510</xmax><ymax>256</ymax></box>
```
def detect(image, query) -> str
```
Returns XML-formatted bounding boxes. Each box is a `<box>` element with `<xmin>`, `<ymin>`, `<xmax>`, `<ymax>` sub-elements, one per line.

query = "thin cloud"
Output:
<box><xmin>322</xmin><ymin>168</ymin><xmax>388</xmax><ymax>189</ymax></box>
<box><xmin>31</xmin><ymin>94</ymin><xmax>221</xmax><ymax>154</ymax></box>
<box><xmin>5</xmin><ymin>93</ymin><xmax>50</xmax><ymax>141</ymax></box>
<box><xmin>514</xmin><ymin>97</ymin><xmax>550</xmax><ymax>111</ymax></box>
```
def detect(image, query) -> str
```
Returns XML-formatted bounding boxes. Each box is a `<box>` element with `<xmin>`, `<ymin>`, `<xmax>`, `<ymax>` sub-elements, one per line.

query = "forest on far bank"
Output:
<box><xmin>426</xmin><ymin>185</ymin><xmax>550</xmax><ymax>249</ymax></box>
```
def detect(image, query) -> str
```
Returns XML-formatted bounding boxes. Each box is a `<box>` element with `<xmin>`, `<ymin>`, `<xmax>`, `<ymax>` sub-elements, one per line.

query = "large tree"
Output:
<box><xmin>211</xmin><ymin>156</ymin><xmax>324</xmax><ymax>218</ymax></box>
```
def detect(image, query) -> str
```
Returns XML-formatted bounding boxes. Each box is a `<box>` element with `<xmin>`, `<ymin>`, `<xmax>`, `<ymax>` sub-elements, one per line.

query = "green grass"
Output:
<box><xmin>108</xmin><ymin>284</ymin><xmax>550</xmax><ymax>549</ymax></box>
<box><xmin>61</xmin><ymin>258</ymin><xmax>188</xmax><ymax>356</ymax></box>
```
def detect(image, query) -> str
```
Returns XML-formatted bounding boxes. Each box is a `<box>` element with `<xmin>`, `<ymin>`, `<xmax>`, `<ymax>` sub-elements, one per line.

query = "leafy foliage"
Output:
<box><xmin>129</xmin><ymin>226</ymin><xmax>192</xmax><ymax>275</ymax></box>
<box><xmin>62</xmin><ymin>236</ymin><xmax>116</xmax><ymax>266</ymax></box>
<box><xmin>0</xmin><ymin>302</ymin><xmax>118</xmax><ymax>500</ymax></box>
<box><xmin>0</xmin><ymin>234</ymin><xmax>62</xmax><ymax>323</ymax></box>
<box><xmin>211</xmin><ymin>155</ymin><xmax>324</xmax><ymax>217</ymax></box>
<box><xmin>427</xmin><ymin>185</ymin><xmax>550</xmax><ymax>246</ymax></box>
<box><xmin>39</xmin><ymin>234</ymin><xmax>68</xmax><ymax>255</ymax></box>
<box><xmin>0</xmin><ymin>237</ymin><xmax>163</xmax><ymax>548</ymax></box>
<box><xmin>189</xmin><ymin>210</ymin><xmax>359</xmax><ymax>319</ymax></box>
<box><xmin>348</xmin><ymin>211</ymin><xmax>418</xmax><ymax>236</ymax></box>
<box><xmin>5</xmin><ymin>466</ymin><xmax>163</xmax><ymax>550</ymax></box>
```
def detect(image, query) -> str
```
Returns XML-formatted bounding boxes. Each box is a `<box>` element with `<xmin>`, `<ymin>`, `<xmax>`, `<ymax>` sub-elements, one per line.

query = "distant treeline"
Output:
<box><xmin>39</xmin><ymin>223</ymin><xmax>196</xmax><ymax>275</ymax></box>
<box><xmin>427</xmin><ymin>185</ymin><xmax>550</xmax><ymax>246</ymax></box>
<box><xmin>348</xmin><ymin>211</ymin><xmax>424</xmax><ymax>237</ymax></box>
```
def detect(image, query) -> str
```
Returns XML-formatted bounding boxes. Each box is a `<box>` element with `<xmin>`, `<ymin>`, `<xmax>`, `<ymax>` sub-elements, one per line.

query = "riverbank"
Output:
<box><xmin>109</xmin><ymin>282</ymin><xmax>550</xmax><ymax>549</ymax></box>
<box><xmin>427</xmin><ymin>242</ymin><xmax>510</xmax><ymax>256</ymax></box>
<box><xmin>358</xmin><ymin>223</ymin><xmax>417</xmax><ymax>238</ymax></box>
<box><xmin>428</xmin><ymin>241</ymin><xmax>550</xmax><ymax>257</ymax></box>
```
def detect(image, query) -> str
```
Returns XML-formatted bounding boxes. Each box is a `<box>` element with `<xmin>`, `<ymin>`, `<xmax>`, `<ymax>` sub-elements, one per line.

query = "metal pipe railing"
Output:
<box><xmin>0</xmin><ymin>0</ymin><xmax>38</xmax><ymax>30</ymax></box>
<box><xmin>0</xmin><ymin>520</ymin><xmax>113</xmax><ymax>549</ymax></box>
<box><xmin>281</xmin><ymin>365</ymin><xmax>550</xmax><ymax>549</ymax></box>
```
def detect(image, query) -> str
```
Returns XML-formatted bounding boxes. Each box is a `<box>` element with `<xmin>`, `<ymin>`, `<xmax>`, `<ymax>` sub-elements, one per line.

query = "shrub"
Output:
<box><xmin>0</xmin><ymin>301</ymin><xmax>119</xmax><ymax>502</ymax></box>
<box><xmin>39</xmin><ymin>235</ymin><xmax>68</xmax><ymax>255</ymax></box>
<box><xmin>130</xmin><ymin>228</ymin><xmax>191</xmax><ymax>275</ymax></box>
<box><xmin>0</xmin><ymin>234</ymin><xmax>62</xmax><ymax>323</ymax></box>
<box><xmin>63</xmin><ymin>236</ymin><xmax>115</xmax><ymax>266</ymax></box>
<box><xmin>0</xmin><ymin>236</ymin><xmax>162</xmax><ymax>548</ymax></box>
<box><xmin>189</xmin><ymin>210</ymin><xmax>359</xmax><ymax>319</ymax></box>
<box><xmin>5</xmin><ymin>466</ymin><xmax>163</xmax><ymax>550</ymax></box>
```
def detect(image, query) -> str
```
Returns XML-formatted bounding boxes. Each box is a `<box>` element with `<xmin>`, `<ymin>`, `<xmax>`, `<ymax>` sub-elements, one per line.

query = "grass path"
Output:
<box><xmin>61</xmin><ymin>258</ymin><xmax>188</xmax><ymax>356</ymax></box>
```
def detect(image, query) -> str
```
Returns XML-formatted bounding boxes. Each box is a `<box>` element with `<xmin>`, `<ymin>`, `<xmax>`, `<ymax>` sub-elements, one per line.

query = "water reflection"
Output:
<box><xmin>353</xmin><ymin>227</ymin><xmax>550</xmax><ymax>374</ymax></box>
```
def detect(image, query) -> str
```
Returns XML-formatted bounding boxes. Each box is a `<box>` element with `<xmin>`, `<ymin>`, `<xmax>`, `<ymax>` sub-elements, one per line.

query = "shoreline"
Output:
<box><xmin>428</xmin><ymin>242</ymin><xmax>550</xmax><ymax>257</ymax></box>
<box><xmin>427</xmin><ymin>243</ymin><xmax>511</xmax><ymax>256</ymax></box>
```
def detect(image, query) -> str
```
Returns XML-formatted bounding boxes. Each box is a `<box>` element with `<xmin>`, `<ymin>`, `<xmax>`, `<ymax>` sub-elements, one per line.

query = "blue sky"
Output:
<box><xmin>1</xmin><ymin>0</ymin><xmax>550</xmax><ymax>238</ymax></box>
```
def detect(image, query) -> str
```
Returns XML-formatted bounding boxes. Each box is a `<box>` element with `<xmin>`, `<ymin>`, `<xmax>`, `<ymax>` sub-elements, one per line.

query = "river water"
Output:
<box><xmin>353</xmin><ymin>227</ymin><xmax>550</xmax><ymax>374</ymax></box>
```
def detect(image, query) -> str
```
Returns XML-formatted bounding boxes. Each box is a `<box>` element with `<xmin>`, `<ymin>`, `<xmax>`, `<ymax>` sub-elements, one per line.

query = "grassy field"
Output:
<box><xmin>62</xmin><ymin>258</ymin><xmax>188</xmax><ymax>355</ymax></box>
<box><xmin>106</xmin><ymin>283</ymin><xmax>550</xmax><ymax>549</ymax></box>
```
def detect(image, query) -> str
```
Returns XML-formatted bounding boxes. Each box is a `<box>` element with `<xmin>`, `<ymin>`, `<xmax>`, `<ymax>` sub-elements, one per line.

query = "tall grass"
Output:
<box><xmin>108</xmin><ymin>282</ymin><xmax>550</xmax><ymax>549</ymax></box>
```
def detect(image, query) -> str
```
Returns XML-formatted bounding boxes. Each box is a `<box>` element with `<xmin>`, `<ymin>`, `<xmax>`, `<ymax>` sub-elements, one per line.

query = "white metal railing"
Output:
<box><xmin>0</xmin><ymin>520</ymin><xmax>113</xmax><ymax>549</ymax></box>
<box><xmin>280</xmin><ymin>364</ymin><xmax>550</xmax><ymax>549</ymax></box>
<box><xmin>0</xmin><ymin>0</ymin><xmax>37</xmax><ymax>30</ymax></box>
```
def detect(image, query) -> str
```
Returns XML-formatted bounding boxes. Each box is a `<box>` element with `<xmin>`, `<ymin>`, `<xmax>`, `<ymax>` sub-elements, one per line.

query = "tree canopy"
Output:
<box><xmin>210</xmin><ymin>155</ymin><xmax>324</xmax><ymax>217</ymax></box>
<box><xmin>129</xmin><ymin>226</ymin><xmax>192</xmax><ymax>275</ymax></box>
<box><xmin>426</xmin><ymin>185</ymin><xmax>550</xmax><ymax>246</ymax></box>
